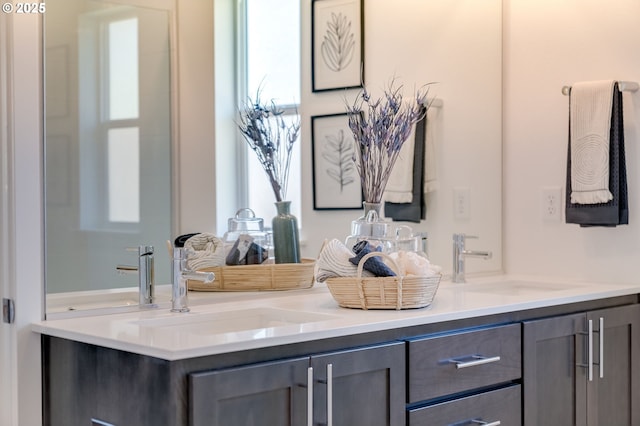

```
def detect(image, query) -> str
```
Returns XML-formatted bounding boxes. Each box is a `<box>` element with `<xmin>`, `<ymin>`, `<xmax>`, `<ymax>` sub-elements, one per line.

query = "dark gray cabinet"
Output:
<box><xmin>407</xmin><ymin>324</ymin><xmax>522</xmax><ymax>425</ymax></box>
<box><xmin>189</xmin><ymin>357</ymin><xmax>309</xmax><ymax>426</ymax></box>
<box><xmin>310</xmin><ymin>343</ymin><xmax>405</xmax><ymax>426</ymax></box>
<box><xmin>189</xmin><ymin>342</ymin><xmax>405</xmax><ymax>426</ymax></box>
<box><xmin>42</xmin><ymin>294</ymin><xmax>640</xmax><ymax>426</ymax></box>
<box><xmin>523</xmin><ymin>304</ymin><xmax>640</xmax><ymax>426</ymax></box>
<box><xmin>43</xmin><ymin>337</ymin><xmax>178</xmax><ymax>426</ymax></box>
<box><xmin>407</xmin><ymin>323</ymin><xmax>521</xmax><ymax>403</ymax></box>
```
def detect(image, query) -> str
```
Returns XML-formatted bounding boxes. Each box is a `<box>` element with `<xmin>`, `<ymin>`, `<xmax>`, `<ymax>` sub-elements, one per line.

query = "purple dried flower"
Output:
<box><xmin>345</xmin><ymin>79</ymin><xmax>434</xmax><ymax>203</ymax></box>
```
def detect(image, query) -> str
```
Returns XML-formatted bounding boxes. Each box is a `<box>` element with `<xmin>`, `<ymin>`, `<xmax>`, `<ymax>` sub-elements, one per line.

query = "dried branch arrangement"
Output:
<box><xmin>237</xmin><ymin>92</ymin><xmax>300</xmax><ymax>202</ymax></box>
<box><xmin>346</xmin><ymin>80</ymin><xmax>433</xmax><ymax>203</ymax></box>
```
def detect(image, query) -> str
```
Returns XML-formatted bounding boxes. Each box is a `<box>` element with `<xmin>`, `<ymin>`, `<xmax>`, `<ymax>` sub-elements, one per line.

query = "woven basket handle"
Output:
<box><xmin>356</xmin><ymin>251</ymin><xmax>401</xmax><ymax>278</ymax></box>
<box><xmin>355</xmin><ymin>251</ymin><xmax>404</xmax><ymax>310</ymax></box>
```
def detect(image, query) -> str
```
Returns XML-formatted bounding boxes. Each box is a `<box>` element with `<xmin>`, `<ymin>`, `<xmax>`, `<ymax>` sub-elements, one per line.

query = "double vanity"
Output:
<box><xmin>34</xmin><ymin>276</ymin><xmax>640</xmax><ymax>426</ymax></box>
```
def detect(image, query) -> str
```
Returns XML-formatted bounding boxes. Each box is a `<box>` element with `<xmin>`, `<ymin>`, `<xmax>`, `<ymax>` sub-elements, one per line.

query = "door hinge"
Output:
<box><xmin>2</xmin><ymin>298</ymin><xmax>15</xmax><ymax>324</ymax></box>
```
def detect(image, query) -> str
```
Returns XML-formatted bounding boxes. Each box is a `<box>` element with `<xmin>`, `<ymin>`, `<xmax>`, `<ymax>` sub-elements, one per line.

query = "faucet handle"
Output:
<box><xmin>453</xmin><ymin>233</ymin><xmax>478</xmax><ymax>242</ymax></box>
<box><xmin>116</xmin><ymin>264</ymin><xmax>138</xmax><ymax>274</ymax></box>
<box><xmin>125</xmin><ymin>245</ymin><xmax>154</xmax><ymax>257</ymax></box>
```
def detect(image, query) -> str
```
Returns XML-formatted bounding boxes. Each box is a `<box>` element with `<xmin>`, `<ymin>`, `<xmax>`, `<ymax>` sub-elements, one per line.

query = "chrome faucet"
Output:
<box><xmin>116</xmin><ymin>245</ymin><xmax>156</xmax><ymax>307</ymax></box>
<box><xmin>172</xmin><ymin>247</ymin><xmax>215</xmax><ymax>313</ymax></box>
<box><xmin>452</xmin><ymin>234</ymin><xmax>492</xmax><ymax>283</ymax></box>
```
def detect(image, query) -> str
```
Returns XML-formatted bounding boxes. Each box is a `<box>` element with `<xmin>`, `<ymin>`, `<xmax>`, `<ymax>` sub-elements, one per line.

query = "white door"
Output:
<box><xmin>1</xmin><ymin>10</ymin><xmax>44</xmax><ymax>426</ymax></box>
<box><xmin>0</xmin><ymin>10</ymin><xmax>15</xmax><ymax>425</ymax></box>
<box><xmin>0</xmin><ymin>9</ymin><xmax>16</xmax><ymax>424</ymax></box>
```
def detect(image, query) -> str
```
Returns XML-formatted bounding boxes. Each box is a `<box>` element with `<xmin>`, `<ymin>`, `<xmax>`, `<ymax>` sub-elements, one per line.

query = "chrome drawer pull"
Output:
<box><xmin>327</xmin><ymin>363</ymin><xmax>333</xmax><ymax>426</ymax></box>
<box><xmin>448</xmin><ymin>355</ymin><xmax>501</xmax><ymax>369</ymax></box>
<box><xmin>599</xmin><ymin>317</ymin><xmax>604</xmax><ymax>379</ymax></box>
<box><xmin>470</xmin><ymin>419</ymin><xmax>501</xmax><ymax>426</ymax></box>
<box><xmin>307</xmin><ymin>367</ymin><xmax>313</xmax><ymax>426</ymax></box>
<box><xmin>588</xmin><ymin>319</ymin><xmax>594</xmax><ymax>381</ymax></box>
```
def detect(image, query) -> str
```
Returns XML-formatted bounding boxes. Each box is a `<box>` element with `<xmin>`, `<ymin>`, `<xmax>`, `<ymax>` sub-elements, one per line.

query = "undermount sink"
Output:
<box><xmin>464</xmin><ymin>280</ymin><xmax>587</xmax><ymax>296</ymax></box>
<box><xmin>130</xmin><ymin>307</ymin><xmax>339</xmax><ymax>336</ymax></box>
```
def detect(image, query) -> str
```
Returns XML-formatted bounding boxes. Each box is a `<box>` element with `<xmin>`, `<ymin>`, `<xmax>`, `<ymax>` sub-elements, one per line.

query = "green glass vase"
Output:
<box><xmin>272</xmin><ymin>201</ymin><xmax>301</xmax><ymax>264</ymax></box>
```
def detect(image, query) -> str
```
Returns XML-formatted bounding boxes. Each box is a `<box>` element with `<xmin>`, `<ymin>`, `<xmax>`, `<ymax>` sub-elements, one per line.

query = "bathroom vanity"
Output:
<box><xmin>34</xmin><ymin>277</ymin><xmax>640</xmax><ymax>426</ymax></box>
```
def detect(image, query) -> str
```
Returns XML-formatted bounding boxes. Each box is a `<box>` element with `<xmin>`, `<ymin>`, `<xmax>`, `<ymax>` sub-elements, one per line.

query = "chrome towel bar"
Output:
<box><xmin>562</xmin><ymin>80</ymin><xmax>639</xmax><ymax>95</ymax></box>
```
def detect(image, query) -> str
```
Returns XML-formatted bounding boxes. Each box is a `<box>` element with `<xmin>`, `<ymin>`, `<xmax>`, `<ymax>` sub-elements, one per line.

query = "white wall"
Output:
<box><xmin>300</xmin><ymin>0</ymin><xmax>503</xmax><ymax>275</ymax></box>
<box><xmin>503</xmin><ymin>0</ymin><xmax>640</xmax><ymax>283</ymax></box>
<box><xmin>177</xmin><ymin>0</ymin><xmax>217</xmax><ymax>235</ymax></box>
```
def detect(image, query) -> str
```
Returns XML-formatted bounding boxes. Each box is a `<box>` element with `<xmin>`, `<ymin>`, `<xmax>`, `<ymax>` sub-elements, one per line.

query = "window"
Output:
<box><xmin>238</xmin><ymin>0</ymin><xmax>301</xmax><ymax>224</ymax></box>
<box><xmin>105</xmin><ymin>16</ymin><xmax>140</xmax><ymax>223</ymax></box>
<box><xmin>107</xmin><ymin>127</ymin><xmax>140</xmax><ymax>223</ymax></box>
<box><xmin>107</xmin><ymin>17</ymin><xmax>139</xmax><ymax>120</ymax></box>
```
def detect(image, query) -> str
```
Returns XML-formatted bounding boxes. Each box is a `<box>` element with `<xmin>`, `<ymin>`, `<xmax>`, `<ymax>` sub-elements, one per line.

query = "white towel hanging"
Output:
<box><xmin>569</xmin><ymin>80</ymin><xmax>615</xmax><ymax>204</ymax></box>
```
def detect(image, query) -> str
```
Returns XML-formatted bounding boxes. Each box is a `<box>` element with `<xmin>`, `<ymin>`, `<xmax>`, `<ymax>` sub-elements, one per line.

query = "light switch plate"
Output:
<box><xmin>453</xmin><ymin>187</ymin><xmax>471</xmax><ymax>220</ymax></box>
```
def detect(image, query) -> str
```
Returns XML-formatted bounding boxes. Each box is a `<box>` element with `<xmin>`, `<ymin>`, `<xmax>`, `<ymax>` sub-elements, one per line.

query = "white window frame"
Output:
<box><xmin>235</xmin><ymin>0</ymin><xmax>301</xmax><ymax>224</ymax></box>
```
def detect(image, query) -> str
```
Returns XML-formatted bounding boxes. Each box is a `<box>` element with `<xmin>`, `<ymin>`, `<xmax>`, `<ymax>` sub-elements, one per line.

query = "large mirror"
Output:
<box><xmin>45</xmin><ymin>0</ymin><xmax>174</xmax><ymax>311</ymax></box>
<box><xmin>44</xmin><ymin>0</ymin><xmax>503</xmax><ymax>314</ymax></box>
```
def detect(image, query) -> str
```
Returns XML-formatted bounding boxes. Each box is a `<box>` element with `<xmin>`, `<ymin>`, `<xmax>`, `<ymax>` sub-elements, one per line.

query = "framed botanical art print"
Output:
<box><xmin>312</xmin><ymin>0</ymin><xmax>364</xmax><ymax>92</ymax></box>
<box><xmin>311</xmin><ymin>113</ymin><xmax>363</xmax><ymax>210</ymax></box>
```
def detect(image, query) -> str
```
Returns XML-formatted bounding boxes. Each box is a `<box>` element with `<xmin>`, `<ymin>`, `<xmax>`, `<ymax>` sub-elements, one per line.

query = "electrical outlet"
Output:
<box><xmin>453</xmin><ymin>187</ymin><xmax>471</xmax><ymax>220</ymax></box>
<box><xmin>541</xmin><ymin>187</ymin><xmax>562</xmax><ymax>221</ymax></box>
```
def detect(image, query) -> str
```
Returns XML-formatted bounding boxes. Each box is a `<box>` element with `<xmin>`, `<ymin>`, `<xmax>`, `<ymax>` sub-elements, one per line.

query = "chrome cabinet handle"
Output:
<box><xmin>588</xmin><ymin>319</ymin><xmax>594</xmax><ymax>381</ymax></box>
<box><xmin>599</xmin><ymin>317</ymin><xmax>604</xmax><ymax>379</ymax></box>
<box><xmin>327</xmin><ymin>363</ymin><xmax>333</xmax><ymax>426</ymax></box>
<box><xmin>307</xmin><ymin>367</ymin><xmax>313</xmax><ymax>426</ymax></box>
<box><xmin>448</xmin><ymin>355</ymin><xmax>501</xmax><ymax>369</ymax></box>
<box><xmin>577</xmin><ymin>319</ymin><xmax>595</xmax><ymax>381</ymax></box>
<box><xmin>589</xmin><ymin>320</ymin><xmax>593</xmax><ymax>382</ymax></box>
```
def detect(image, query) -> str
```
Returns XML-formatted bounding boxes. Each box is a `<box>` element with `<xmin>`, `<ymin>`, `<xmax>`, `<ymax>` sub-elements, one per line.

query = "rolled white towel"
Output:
<box><xmin>315</xmin><ymin>239</ymin><xmax>375</xmax><ymax>282</ymax></box>
<box><xmin>184</xmin><ymin>233</ymin><xmax>225</xmax><ymax>270</ymax></box>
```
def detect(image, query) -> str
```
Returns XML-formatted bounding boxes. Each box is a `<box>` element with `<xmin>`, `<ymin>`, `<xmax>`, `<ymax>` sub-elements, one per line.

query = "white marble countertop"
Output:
<box><xmin>32</xmin><ymin>275</ymin><xmax>640</xmax><ymax>361</ymax></box>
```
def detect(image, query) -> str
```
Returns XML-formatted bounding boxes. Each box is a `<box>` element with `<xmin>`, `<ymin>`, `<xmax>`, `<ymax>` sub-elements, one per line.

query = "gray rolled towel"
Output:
<box><xmin>349</xmin><ymin>241</ymin><xmax>396</xmax><ymax>277</ymax></box>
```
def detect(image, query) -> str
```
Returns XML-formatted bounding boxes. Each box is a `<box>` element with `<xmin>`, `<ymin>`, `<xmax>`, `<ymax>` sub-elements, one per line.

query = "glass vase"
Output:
<box><xmin>272</xmin><ymin>201</ymin><xmax>301</xmax><ymax>264</ymax></box>
<box><xmin>345</xmin><ymin>201</ymin><xmax>392</xmax><ymax>252</ymax></box>
<box><xmin>351</xmin><ymin>201</ymin><xmax>388</xmax><ymax>238</ymax></box>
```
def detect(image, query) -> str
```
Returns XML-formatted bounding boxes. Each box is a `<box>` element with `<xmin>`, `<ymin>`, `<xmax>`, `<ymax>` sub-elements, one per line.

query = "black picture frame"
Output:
<box><xmin>311</xmin><ymin>113</ymin><xmax>363</xmax><ymax>210</ymax></box>
<box><xmin>311</xmin><ymin>0</ymin><xmax>364</xmax><ymax>92</ymax></box>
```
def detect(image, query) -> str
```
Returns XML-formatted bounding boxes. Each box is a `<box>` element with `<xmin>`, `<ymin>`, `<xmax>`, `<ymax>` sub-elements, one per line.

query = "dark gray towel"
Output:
<box><xmin>349</xmin><ymin>241</ymin><xmax>396</xmax><ymax>277</ymax></box>
<box><xmin>565</xmin><ymin>82</ymin><xmax>628</xmax><ymax>226</ymax></box>
<box><xmin>384</xmin><ymin>106</ymin><xmax>427</xmax><ymax>223</ymax></box>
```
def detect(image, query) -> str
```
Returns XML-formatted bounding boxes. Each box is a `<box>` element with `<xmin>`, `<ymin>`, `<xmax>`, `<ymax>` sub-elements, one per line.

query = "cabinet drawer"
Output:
<box><xmin>408</xmin><ymin>385</ymin><xmax>521</xmax><ymax>426</ymax></box>
<box><xmin>408</xmin><ymin>323</ymin><xmax>521</xmax><ymax>402</ymax></box>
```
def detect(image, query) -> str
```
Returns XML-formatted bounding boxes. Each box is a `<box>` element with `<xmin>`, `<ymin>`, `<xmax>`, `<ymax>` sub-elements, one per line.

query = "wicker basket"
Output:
<box><xmin>188</xmin><ymin>258</ymin><xmax>315</xmax><ymax>291</ymax></box>
<box><xmin>326</xmin><ymin>251</ymin><xmax>440</xmax><ymax>310</ymax></box>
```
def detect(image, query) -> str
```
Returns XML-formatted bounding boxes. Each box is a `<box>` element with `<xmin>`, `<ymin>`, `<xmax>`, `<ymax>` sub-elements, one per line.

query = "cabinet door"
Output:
<box><xmin>587</xmin><ymin>304</ymin><xmax>640</xmax><ymax>426</ymax></box>
<box><xmin>311</xmin><ymin>342</ymin><xmax>405</xmax><ymax>426</ymax></box>
<box><xmin>189</xmin><ymin>357</ymin><xmax>309</xmax><ymax>426</ymax></box>
<box><xmin>523</xmin><ymin>313</ymin><xmax>587</xmax><ymax>426</ymax></box>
